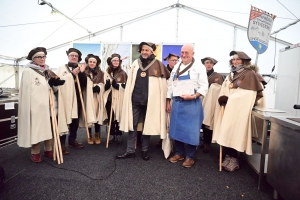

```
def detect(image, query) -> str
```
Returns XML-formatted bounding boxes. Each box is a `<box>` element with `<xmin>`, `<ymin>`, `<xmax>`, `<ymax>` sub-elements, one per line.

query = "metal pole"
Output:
<box><xmin>176</xmin><ymin>4</ymin><xmax>179</xmax><ymax>42</ymax></box>
<box><xmin>120</xmin><ymin>26</ymin><xmax>123</xmax><ymax>42</ymax></box>
<box><xmin>271</xmin><ymin>18</ymin><xmax>300</xmax><ymax>35</ymax></box>
<box><xmin>233</xmin><ymin>26</ymin><xmax>237</xmax><ymax>50</ymax></box>
<box><xmin>255</xmin><ymin>52</ymin><xmax>259</xmax><ymax>65</ymax></box>
<box><xmin>15</xmin><ymin>60</ymin><xmax>19</xmax><ymax>89</ymax></box>
<box><xmin>40</xmin><ymin>0</ymin><xmax>91</xmax><ymax>34</ymax></box>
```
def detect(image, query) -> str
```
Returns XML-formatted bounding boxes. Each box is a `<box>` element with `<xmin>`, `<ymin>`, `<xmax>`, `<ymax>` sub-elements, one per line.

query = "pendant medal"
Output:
<box><xmin>141</xmin><ymin>72</ymin><xmax>146</xmax><ymax>77</ymax></box>
<box><xmin>229</xmin><ymin>83</ymin><xmax>233</xmax><ymax>89</ymax></box>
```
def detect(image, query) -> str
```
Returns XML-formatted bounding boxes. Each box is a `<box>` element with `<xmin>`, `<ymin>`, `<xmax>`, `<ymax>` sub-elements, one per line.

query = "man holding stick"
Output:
<box><xmin>117</xmin><ymin>42</ymin><xmax>170</xmax><ymax>161</ymax></box>
<box><xmin>56</xmin><ymin>48</ymin><xmax>87</xmax><ymax>152</ymax></box>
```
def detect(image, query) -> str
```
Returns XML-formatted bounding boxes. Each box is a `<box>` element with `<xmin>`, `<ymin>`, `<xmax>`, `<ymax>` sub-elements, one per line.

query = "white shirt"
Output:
<box><xmin>167</xmin><ymin>59</ymin><xmax>208</xmax><ymax>98</ymax></box>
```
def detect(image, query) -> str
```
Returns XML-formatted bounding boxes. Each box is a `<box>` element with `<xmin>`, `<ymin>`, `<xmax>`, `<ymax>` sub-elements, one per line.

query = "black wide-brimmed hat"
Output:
<box><xmin>163</xmin><ymin>53</ymin><xmax>179</xmax><ymax>61</ymax></box>
<box><xmin>229</xmin><ymin>51</ymin><xmax>251</xmax><ymax>61</ymax></box>
<box><xmin>66</xmin><ymin>48</ymin><xmax>82</xmax><ymax>62</ymax></box>
<box><xmin>85</xmin><ymin>54</ymin><xmax>101</xmax><ymax>67</ymax></box>
<box><xmin>26</xmin><ymin>47</ymin><xmax>47</xmax><ymax>60</ymax></box>
<box><xmin>138</xmin><ymin>42</ymin><xmax>156</xmax><ymax>52</ymax></box>
<box><xmin>201</xmin><ymin>57</ymin><xmax>218</xmax><ymax>65</ymax></box>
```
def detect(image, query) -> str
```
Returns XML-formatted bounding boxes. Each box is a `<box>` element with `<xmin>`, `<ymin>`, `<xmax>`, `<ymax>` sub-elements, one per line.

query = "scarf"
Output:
<box><xmin>207</xmin><ymin>68</ymin><xmax>214</xmax><ymax>77</ymax></box>
<box><xmin>139</xmin><ymin>54</ymin><xmax>156</xmax><ymax>68</ymax></box>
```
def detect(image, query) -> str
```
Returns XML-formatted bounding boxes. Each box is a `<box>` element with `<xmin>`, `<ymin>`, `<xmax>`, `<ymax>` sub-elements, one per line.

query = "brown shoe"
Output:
<box><xmin>31</xmin><ymin>154</ymin><xmax>43</xmax><ymax>163</ymax></box>
<box><xmin>61</xmin><ymin>146</ymin><xmax>69</xmax><ymax>155</ymax></box>
<box><xmin>68</xmin><ymin>140</ymin><xmax>84</xmax><ymax>148</ymax></box>
<box><xmin>43</xmin><ymin>150</ymin><xmax>54</xmax><ymax>159</ymax></box>
<box><xmin>94</xmin><ymin>133</ymin><xmax>101</xmax><ymax>144</ymax></box>
<box><xmin>169</xmin><ymin>155</ymin><xmax>184</xmax><ymax>163</ymax></box>
<box><xmin>182</xmin><ymin>158</ymin><xmax>195</xmax><ymax>168</ymax></box>
<box><xmin>88</xmin><ymin>133</ymin><xmax>94</xmax><ymax>145</ymax></box>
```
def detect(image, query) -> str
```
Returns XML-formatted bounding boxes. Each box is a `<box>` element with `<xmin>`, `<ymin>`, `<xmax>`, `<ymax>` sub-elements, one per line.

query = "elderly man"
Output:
<box><xmin>201</xmin><ymin>57</ymin><xmax>224</xmax><ymax>153</ymax></box>
<box><xmin>56</xmin><ymin>48</ymin><xmax>87</xmax><ymax>153</ymax></box>
<box><xmin>117</xmin><ymin>42</ymin><xmax>170</xmax><ymax>161</ymax></box>
<box><xmin>166</xmin><ymin>44</ymin><xmax>208</xmax><ymax>168</ymax></box>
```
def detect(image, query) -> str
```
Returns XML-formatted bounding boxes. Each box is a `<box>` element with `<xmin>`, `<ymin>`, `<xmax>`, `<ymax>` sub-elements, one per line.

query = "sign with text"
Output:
<box><xmin>247</xmin><ymin>6</ymin><xmax>276</xmax><ymax>54</ymax></box>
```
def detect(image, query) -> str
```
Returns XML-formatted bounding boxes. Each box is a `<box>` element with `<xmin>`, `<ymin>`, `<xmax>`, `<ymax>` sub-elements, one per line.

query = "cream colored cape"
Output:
<box><xmin>202</xmin><ymin>83</ymin><xmax>222</xmax><ymax>130</ymax></box>
<box><xmin>119</xmin><ymin>59</ymin><xmax>167</xmax><ymax>138</ymax></box>
<box><xmin>102</xmin><ymin>72</ymin><xmax>126</xmax><ymax>124</ymax></box>
<box><xmin>212</xmin><ymin>76</ymin><xmax>257</xmax><ymax>155</ymax></box>
<box><xmin>17</xmin><ymin>68</ymin><xmax>52</xmax><ymax>147</ymax></box>
<box><xmin>79</xmin><ymin>77</ymin><xmax>106</xmax><ymax>127</ymax></box>
<box><xmin>56</xmin><ymin>65</ymin><xmax>78</xmax><ymax>135</ymax></box>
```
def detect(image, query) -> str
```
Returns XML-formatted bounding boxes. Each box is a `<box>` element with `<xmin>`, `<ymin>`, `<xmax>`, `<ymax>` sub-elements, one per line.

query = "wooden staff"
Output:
<box><xmin>49</xmin><ymin>88</ymin><xmax>63</xmax><ymax>164</ymax></box>
<box><xmin>75</xmin><ymin>65</ymin><xmax>90</xmax><ymax>139</ymax></box>
<box><xmin>219</xmin><ymin>105</ymin><xmax>224</xmax><ymax>171</ymax></box>
<box><xmin>106</xmin><ymin>86</ymin><xmax>114</xmax><ymax>148</ymax></box>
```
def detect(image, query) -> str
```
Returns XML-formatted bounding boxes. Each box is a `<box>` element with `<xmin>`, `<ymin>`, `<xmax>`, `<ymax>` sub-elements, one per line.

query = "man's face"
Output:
<box><xmin>181</xmin><ymin>45</ymin><xmax>194</xmax><ymax>64</ymax></box>
<box><xmin>68</xmin><ymin>53</ymin><xmax>79</xmax><ymax>63</ymax></box>
<box><xmin>204</xmin><ymin>60</ymin><xmax>214</xmax><ymax>72</ymax></box>
<box><xmin>141</xmin><ymin>47</ymin><xmax>153</xmax><ymax>59</ymax></box>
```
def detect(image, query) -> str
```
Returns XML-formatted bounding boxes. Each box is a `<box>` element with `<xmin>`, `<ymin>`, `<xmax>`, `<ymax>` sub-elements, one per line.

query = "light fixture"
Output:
<box><xmin>39</xmin><ymin>0</ymin><xmax>91</xmax><ymax>34</ymax></box>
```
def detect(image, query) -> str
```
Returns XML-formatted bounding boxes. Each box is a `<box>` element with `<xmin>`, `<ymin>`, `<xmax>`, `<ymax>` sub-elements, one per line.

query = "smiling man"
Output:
<box><xmin>118</xmin><ymin>42</ymin><xmax>170</xmax><ymax>161</ymax></box>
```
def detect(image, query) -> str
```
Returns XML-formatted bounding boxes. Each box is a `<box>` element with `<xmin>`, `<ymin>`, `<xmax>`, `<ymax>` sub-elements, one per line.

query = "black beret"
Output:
<box><xmin>85</xmin><ymin>54</ymin><xmax>101</xmax><ymax>67</ymax></box>
<box><xmin>26</xmin><ymin>47</ymin><xmax>47</xmax><ymax>60</ymax></box>
<box><xmin>163</xmin><ymin>53</ymin><xmax>179</xmax><ymax>61</ymax></box>
<box><xmin>138</xmin><ymin>42</ymin><xmax>156</xmax><ymax>52</ymax></box>
<box><xmin>230</xmin><ymin>51</ymin><xmax>251</xmax><ymax>61</ymax></box>
<box><xmin>201</xmin><ymin>57</ymin><xmax>218</xmax><ymax>65</ymax></box>
<box><xmin>66</xmin><ymin>48</ymin><xmax>82</xmax><ymax>62</ymax></box>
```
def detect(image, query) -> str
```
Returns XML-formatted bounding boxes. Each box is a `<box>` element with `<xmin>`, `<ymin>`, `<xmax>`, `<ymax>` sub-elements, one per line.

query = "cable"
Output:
<box><xmin>276</xmin><ymin>0</ymin><xmax>299</xmax><ymax>20</ymax></box>
<box><xmin>266</xmin><ymin>34</ymin><xmax>277</xmax><ymax>84</ymax></box>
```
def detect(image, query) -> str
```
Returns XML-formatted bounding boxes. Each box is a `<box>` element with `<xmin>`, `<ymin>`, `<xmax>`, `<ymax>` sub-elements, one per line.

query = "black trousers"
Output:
<box><xmin>202</xmin><ymin>125</ymin><xmax>213</xmax><ymax>145</ymax></box>
<box><xmin>60</xmin><ymin>104</ymin><xmax>82</xmax><ymax>145</ymax></box>
<box><xmin>223</xmin><ymin>147</ymin><xmax>238</xmax><ymax>158</ymax></box>
<box><xmin>88</xmin><ymin>123</ymin><xmax>101</xmax><ymax>134</ymax></box>
<box><xmin>105</xmin><ymin>100</ymin><xmax>122</xmax><ymax>136</ymax></box>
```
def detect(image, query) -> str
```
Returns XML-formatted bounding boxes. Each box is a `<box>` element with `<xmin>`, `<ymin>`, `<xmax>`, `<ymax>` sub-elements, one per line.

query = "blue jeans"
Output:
<box><xmin>174</xmin><ymin>140</ymin><xmax>197</xmax><ymax>159</ymax></box>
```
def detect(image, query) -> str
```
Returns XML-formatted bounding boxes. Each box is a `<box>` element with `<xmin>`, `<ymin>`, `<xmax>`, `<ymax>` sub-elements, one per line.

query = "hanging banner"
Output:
<box><xmin>247</xmin><ymin>6</ymin><xmax>276</xmax><ymax>54</ymax></box>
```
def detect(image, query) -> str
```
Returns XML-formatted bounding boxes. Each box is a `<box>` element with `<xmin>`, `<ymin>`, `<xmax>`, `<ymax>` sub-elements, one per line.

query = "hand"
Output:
<box><xmin>79</xmin><ymin>63</ymin><xmax>86</xmax><ymax>72</ymax></box>
<box><xmin>180</xmin><ymin>94</ymin><xmax>194</xmax><ymax>101</ymax></box>
<box><xmin>93</xmin><ymin>85</ymin><xmax>100</xmax><ymax>93</ymax></box>
<box><xmin>48</xmin><ymin>77</ymin><xmax>65</xmax><ymax>87</ymax></box>
<box><xmin>72</xmin><ymin>67</ymin><xmax>80</xmax><ymax>76</ymax></box>
<box><xmin>166</xmin><ymin>100</ymin><xmax>171</xmax><ymax>113</ymax></box>
<box><xmin>105</xmin><ymin>79</ymin><xmax>111</xmax><ymax>91</ymax></box>
<box><xmin>121</xmin><ymin>83</ymin><xmax>126</xmax><ymax>89</ymax></box>
<box><xmin>218</xmin><ymin>95</ymin><xmax>228</xmax><ymax>106</ymax></box>
<box><xmin>112</xmin><ymin>79</ymin><xmax>119</xmax><ymax>90</ymax></box>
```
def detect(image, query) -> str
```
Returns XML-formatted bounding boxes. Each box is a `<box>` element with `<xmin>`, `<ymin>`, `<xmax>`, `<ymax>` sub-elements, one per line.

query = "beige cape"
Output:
<box><xmin>56</xmin><ymin>65</ymin><xmax>78</xmax><ymax>135</ymax></box>
<box><xmin>212</xmin><ymin>76</ymin><xmax>257</xmax><ymax>155</ymax></box>
<box><xmin>17</xmin><ymin>68</ymin><xmax>52</xmax><ymax>147</ymax></box>
<box><xmin>119</xmin><ymin>59</ymin><xmax>167</xmax><ymax>138</ymax></box>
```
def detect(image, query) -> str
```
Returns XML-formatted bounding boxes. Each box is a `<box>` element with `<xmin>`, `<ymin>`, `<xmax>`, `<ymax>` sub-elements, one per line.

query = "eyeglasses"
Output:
<box><xmin>69</xmin><ymin>55</ymin><xmax>78</xmax><ymax>58</ymax></box>
<box><xmin>112</xmin><ymin>60</ymin><xmax>120</xmax><ymax>62</ymax></box>
<box><xmin>34</xmin><ymin>56</ymin><xmax>47</xmax><ymax>59</ymax></box>
<box><xmin>169</xmin><ymin>59</ymin><xmax>178</xmax><ymax>62</ymax></box>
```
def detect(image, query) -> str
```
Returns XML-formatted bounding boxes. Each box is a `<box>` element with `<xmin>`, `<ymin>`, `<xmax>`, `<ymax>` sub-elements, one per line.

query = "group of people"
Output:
<box><xmin>17</xmin><ymin>41</ymin><xmax>264</xmax><ymax>172</ymax></box>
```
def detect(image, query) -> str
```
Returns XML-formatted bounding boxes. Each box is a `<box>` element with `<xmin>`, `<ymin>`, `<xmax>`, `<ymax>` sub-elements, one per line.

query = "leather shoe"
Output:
<box><xmin>142</xmin><ymin>151</ymin><xmax>150</xmax><ymax>161</ymax></box>
<box><xmin>43</xmin><ymin>150</ymin><xmax>54</xmax><ymax>159</ymax></box>
<box><xmin>116</xmin><ymin>152</ymin><xmax>135</xmax><ymax>159</ymax></box>
<box><xmin>31</xmin><ymin>154</ymin><xmax>43</xmax><ymax>163</ymax></box>
<box><xmin>68</xmin><ymin>140</ymin><xmax>84</xmax><ymax>148</ymax></box>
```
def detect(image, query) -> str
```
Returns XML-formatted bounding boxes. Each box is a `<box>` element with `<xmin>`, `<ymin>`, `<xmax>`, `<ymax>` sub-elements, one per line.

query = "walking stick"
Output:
<box><xmin>106</xmin><ymin>87</ymin><xmax>114</xmax><ymax>148</ymax></box>
<box><xmin>49</xmin><ymin>88</ymin><xmax>63</xmax><ymax>164</ymax></box>
<box><xmin>75</xmin><ymin>67</ymin><xmax>90</xmax><ymax>139</ymax></box>
<box><xmin>219</xmin><ymin>105</ymin><xmax>224</xmax><ymax>171</ymax></box>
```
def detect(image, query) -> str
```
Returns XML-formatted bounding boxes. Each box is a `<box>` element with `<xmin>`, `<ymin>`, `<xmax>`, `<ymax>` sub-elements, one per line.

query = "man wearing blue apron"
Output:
<box><xmin>166</xmin><ymin>44</ymin><xmax>208</xmax><ymax>168</ymax></box>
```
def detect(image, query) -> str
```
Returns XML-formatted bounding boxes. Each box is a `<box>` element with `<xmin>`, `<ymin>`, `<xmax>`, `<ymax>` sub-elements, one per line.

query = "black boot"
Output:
<box><xmin>142</xmin><ymin>151</ymin><xmax>150</xmax><ymax>161</ymax></box>
<box><xmin>116</xmin><ymin>152</ymin><xmax>136</xmax><ymax>159</ymax></box>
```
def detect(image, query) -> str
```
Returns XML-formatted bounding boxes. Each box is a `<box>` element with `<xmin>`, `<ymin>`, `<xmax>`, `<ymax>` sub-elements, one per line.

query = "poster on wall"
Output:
<box><xmin>101</xmin><ymin>43</ymin><xmax>131</xmax><ymax>71</ymax></box>
<box><xmin>72</xmin><ymin>42</ymin><xmax>101</xmax><ymax>64</ymax></box>
<box><xmin>161</xmin><ymin>44</ymin><xmax>183</xmax><ymax>66</ymax></box>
